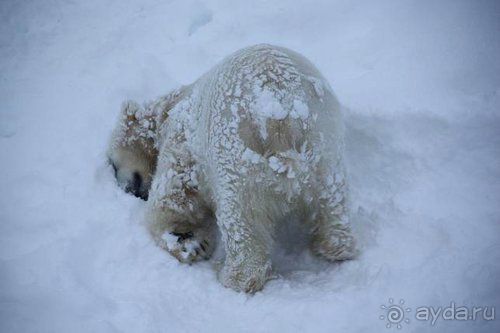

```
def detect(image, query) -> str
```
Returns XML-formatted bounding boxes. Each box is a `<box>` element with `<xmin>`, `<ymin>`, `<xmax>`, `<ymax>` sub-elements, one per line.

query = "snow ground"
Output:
<box><xmin>1</xmin><ymin>0</ymin><xmax>499</xmax><ymax>332</ymax></box>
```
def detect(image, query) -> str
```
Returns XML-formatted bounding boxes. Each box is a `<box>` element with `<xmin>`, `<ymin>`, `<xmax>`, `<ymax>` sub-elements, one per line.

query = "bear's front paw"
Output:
<box><xmin>218</xmin><ymin>257</ymin><xmax>272</xmax><ymax>293</ymax></box>
<box><xmin>160</xmin><ymin>231</ymin><xmax>214</xmax><ymax>264</ymax></box>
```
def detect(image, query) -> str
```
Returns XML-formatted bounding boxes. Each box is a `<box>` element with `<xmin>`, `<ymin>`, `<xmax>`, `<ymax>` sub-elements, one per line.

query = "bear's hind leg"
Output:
<box><xmin>215</xmin><ymin>182</ymin><xmax>273</xmax><ymax>293</ymax></box>
<box><xmin>310</xmin><ymin>165</ymin><xmax>358</xmax><ymax>261</ymax></box>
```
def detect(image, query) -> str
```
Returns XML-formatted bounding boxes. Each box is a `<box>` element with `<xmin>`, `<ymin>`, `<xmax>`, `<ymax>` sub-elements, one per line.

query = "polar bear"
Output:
<box><xmin>108</xmin><ymin>44</ymin><xmax>357</xmax><ymax>292</ymax></box>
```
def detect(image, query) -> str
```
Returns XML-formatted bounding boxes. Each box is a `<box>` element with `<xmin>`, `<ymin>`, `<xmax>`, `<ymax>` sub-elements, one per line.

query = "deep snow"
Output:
<box><xmin>1</xmin><ymin>0</ymin><xmax>499</xmax><ymax>332</ymax></box>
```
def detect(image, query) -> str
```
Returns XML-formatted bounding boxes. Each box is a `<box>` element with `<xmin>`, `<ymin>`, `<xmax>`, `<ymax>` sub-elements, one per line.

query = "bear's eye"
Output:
<box><xmin>109</xmin><ymin>159</ymin><xmax>118</xmax><ymax>176</ymax></box>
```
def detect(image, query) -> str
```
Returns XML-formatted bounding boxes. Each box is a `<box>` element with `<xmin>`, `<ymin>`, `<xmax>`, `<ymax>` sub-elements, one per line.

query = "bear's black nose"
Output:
<box><xmin>125</xmin><ymin>172</ymin><xmax>148</xmax><ymax>200</ymax></box>
<box><xmin>132</xmin><ymin>171</ymin><xmax>142</xmax><ymax>191</ymax></box>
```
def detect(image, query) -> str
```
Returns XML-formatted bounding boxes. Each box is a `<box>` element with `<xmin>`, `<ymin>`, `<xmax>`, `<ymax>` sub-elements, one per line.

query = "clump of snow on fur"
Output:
<box><xmin>291</xmin><ymin>99</ymin><xmax>309</xmax><ymax>120</ymax></box>
<box><xmin>251</xmin><ymin>88</ymin><xmax>287</xmax><ymax>139</ymax></box>
<box><xmin>253</xmin><ymin>89</ymin><xmax>288</xmax><ymax>120</ymax></box>
<box><xmin>308</xmin><ymin>76</ymin><xmax>326</xmax><ymax>99</ymax></box>
<box><xmin>161</xmin><ymin>232</ymin><xmax>179</xmax><ymax>251</ymax></box>
<box><xmin>242</xmin><ymin>148</ymin><xmax>263</xmax><ymax>164</ymax></box>
<box><xmin>268</xmin><ymin>156</ymin><xmax>287</xmax><ymax>173</ymax></box>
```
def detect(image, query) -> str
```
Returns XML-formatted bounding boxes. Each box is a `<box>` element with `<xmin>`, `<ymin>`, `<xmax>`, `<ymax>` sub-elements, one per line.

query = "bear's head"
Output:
<box><xmin>107</xmin><ymin>100</ymin><xmax>158</xmax><ymax>200</ymax></box>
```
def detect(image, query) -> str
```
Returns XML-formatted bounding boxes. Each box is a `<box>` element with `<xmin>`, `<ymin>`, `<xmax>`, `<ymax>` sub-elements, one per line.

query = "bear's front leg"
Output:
<box><xmin>147</xmin><ymin>147</ymin><xmax>216</xmax><ymax>263</ymax></box>
<box><xmin>215</xmin><ymin>181</ymin><xmax>272</xmax><ymax>293</ymax></box>
<box><xmin>155</xmin><ymin>222</ymin><xmax>216</xmax><ymax>263</ymax></box>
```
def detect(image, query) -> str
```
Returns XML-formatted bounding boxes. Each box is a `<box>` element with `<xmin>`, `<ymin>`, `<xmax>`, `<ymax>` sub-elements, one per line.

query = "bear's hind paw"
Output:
<box><xmin>219</xmin><ymin>259</ymin><xmax>272</xmax><ymax>293</ymax></box>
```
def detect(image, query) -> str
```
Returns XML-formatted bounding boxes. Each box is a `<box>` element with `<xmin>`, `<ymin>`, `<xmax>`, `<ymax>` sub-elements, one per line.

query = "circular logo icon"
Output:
<box><xmin>380</xmin><ymin>298</ymin><xmax>411</xmax><ymax>329</ymax></box>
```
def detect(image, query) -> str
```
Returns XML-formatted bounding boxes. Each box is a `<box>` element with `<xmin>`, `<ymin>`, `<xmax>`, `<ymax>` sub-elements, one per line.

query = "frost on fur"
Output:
<box><xmin>108</xmin><ymin>44</ymin><xmax>357</xmax><ymax>293</ymax></box>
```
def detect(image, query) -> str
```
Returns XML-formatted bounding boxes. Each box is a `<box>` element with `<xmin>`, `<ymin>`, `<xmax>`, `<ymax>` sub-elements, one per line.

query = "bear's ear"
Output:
<box><xmin>121</xmin><ymin>100</ymin><xmax>141</xmax><ymax>124</ymax></box>
<box><xmin>108</xmin><ymin>99</ymin><xmax>157</xmax><ymax>160</ymax></box>
<box><xmin>119</xmin><ymin>100</ymin><xmax>156</xmax><ymax>139</ymax></box>
<box><xmin>126</xmin><ymin>112</ymin><xmax>137</xmax><ymax>122</ymax></box>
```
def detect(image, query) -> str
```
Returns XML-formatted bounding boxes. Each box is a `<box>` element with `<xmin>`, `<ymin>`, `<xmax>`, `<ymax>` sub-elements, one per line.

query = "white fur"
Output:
<box><xmin>110</xmin><ymin>44</ymin><xmax>357</xmax><ymax>293</ymax></box>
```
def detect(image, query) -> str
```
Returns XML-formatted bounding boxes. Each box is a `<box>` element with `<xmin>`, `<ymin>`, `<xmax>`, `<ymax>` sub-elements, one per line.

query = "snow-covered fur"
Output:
<box><xmin>108</xmin><ymin>44</ymin><xmax>357</xmax><ymax>293</ymax></box>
